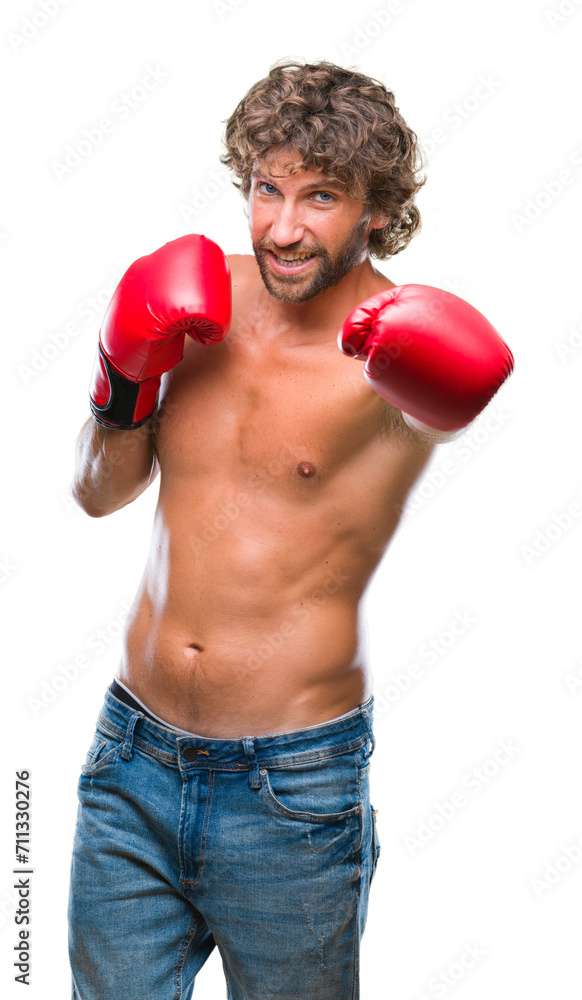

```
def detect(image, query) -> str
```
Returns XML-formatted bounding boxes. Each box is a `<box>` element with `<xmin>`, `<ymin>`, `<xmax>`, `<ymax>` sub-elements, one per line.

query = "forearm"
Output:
<box><xmin>70</xmin><ymin>411</ymin><xmax>158</xmax><ymax>517</ymax></box>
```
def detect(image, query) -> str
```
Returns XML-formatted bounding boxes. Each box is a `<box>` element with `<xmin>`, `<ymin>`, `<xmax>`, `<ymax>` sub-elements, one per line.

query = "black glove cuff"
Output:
<box><xmin>89</xmin><ymin>344</ymin><xmax>155</xmax><ymax>430</ymax></box>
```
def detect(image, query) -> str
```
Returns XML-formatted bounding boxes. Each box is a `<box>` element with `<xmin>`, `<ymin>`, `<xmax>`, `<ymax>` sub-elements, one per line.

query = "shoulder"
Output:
<box><xmin>368</xmin><ymin>264</ymin><xmax>397</xmax><ymax>295</ymax></box>
<box><xmin>226</xmin><ymin>254</ymin><xmax>261</xmax><ymax>309</ymax></box>
<box><xmin>226</xmin><ymin>253</ymin><xmax>258</xmax><ymax>282</ymax></box>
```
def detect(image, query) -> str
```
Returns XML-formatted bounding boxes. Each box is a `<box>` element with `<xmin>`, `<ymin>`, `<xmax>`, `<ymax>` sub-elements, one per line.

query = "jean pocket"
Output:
<box><xmin>259</xmin><ymin>749</ymin><xmax>363</xmax><ymax>823</ymax></box>
<box><xmin>81</xmin><ymin>728</ymin><xmax>124</xmax><ymax>775</ymax></box>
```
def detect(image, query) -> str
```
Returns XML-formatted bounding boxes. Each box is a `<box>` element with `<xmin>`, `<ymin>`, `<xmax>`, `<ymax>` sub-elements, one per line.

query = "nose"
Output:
<box><xmin>269</xmin><ymin>200</ymin><xmax>306</xmax><ymax>249</ymax></box>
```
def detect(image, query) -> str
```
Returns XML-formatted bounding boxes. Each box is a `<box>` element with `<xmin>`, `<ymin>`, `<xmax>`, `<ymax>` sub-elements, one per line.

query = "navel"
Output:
<box><xmin>297</xmin><ymin>461</ymin><xmax>316</xmax><ymax>478</ymax></box>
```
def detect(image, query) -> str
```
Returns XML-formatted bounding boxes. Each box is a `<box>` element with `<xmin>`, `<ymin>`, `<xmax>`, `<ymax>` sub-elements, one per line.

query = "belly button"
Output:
<box><xmin>297</xmin><ymin>461</ymin><xmax>316</xmax><ymax>478</ymax></box>
<box><xmin>188</xmin><ymin>643</ymin><xmax>203</xmax><ymax>653</ymax></box>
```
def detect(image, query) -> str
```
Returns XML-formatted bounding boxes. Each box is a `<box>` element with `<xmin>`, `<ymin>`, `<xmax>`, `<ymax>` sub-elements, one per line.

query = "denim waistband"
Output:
<box><xmin>97</xmin><ymin>683</ymin><xmax>375</xmax><ymax>773</ymax></box>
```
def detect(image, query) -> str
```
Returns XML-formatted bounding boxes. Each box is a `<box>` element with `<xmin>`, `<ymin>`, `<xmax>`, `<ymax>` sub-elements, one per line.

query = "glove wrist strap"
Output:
<box><xmin>89</xmin><ymin>342</ymin><xmax>159</xmax><ymax>430</ymax></box>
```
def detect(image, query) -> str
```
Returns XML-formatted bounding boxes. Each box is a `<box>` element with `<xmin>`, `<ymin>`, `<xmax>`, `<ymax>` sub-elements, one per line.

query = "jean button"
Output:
<box><xmin>183</xmin><ymin>747</ymin><xmax>200</xmax><ymax>762</ymax></box>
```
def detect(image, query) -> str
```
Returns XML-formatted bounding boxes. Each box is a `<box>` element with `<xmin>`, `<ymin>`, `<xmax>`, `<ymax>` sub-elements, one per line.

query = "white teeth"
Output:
<box><xmin>272</xmin><ymin>251</ymin><xmax>313</xmax><ymax>262</ymax></box>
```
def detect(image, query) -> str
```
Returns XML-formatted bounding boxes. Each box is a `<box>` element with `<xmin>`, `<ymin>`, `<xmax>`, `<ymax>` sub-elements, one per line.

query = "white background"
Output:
<box><xmin>2</xmin><ymin>0</ymin><xmax>581</xmax><ymax>997</ymax></box>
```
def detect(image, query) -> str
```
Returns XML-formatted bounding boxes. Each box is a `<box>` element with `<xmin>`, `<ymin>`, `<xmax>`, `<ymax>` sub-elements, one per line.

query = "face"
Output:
<box><xmin>248</xmin><ymin>149</ymin><xmax>385</xmax><ymax>303</ymax></box>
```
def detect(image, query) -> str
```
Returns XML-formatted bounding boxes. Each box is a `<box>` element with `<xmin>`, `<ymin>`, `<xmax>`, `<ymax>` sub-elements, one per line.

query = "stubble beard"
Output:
<box><xmin>253</xmin><ymin>214</ymin><xmax>371</xmax><ymax>303</ymax></box>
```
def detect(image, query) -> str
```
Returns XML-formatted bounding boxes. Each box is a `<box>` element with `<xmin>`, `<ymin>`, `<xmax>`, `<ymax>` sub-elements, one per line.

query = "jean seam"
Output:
<box><xmin>173</xmin><ymin>910</ymin><xmax>200</xmax><ymax>999</ymax></box>
<box><xmin>259</xmin><ymin>738</ymin><xmax>369</xmax><ymax>766</ymax></box>
<box><xmin>259</xmin><ymin>768</ymin><xmax>363</xmax><ymax>823</ymax></box>
<box><xmin>97</xmin><ymin>717</ymin><xmax>178</xmax><ymax>766</ymax></box>
<box><xmin>352</xmin><ymin>772</ymin><xmax>365</xmax><ymax>1000</ymax></box>
<box><xmin>179</xmin><ymin>771</ymin><xmax>215</xmax><ymax>886</ymax></box>
<box><xmin>357</xmin><ymin>753</ymin><xmax>366</xmax><ymax>860</ymax></box>
<box><xmin>96</xmin><ymin>715</ymin><xmax>369</xmax><ymax>769</ymax></box>
<box><xmin>80</xmin><ymin>745</ymin><xmax>124</xmax><ymax>776</ymax></box>
<box><xmin>371</xmin><ymin>805</ymin><xmax>380</xmax><ymax>883</ymax></box>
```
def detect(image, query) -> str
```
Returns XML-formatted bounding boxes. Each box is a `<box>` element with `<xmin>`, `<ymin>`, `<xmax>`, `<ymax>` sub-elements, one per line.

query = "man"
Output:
<box><xmin>68</xmin><ymin>60</ymin><xmax>513</xmax><ymax>1000</ymax></box>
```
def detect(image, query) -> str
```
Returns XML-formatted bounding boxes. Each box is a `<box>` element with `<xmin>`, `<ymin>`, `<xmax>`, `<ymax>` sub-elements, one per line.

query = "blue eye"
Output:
<box><xmin>258</xmin><ymin>182</ymin><xmax>278</xmax><ymax>194</ymax></box>
<box><xmin>315</xmin><ymin>192</ymin><xmax>333</xmax><ymax>202</ymax></box>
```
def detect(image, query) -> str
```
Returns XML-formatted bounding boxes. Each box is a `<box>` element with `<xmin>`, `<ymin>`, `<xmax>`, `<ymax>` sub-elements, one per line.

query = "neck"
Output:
<box><xmin>252</xmin><ymin>255</ymin><xmax>387</xmax><ymax>345</ymax></box>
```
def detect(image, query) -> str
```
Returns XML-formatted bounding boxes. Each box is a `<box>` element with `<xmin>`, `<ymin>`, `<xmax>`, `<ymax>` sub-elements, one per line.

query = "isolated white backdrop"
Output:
<box><xmin>2</xmin><ymin>0</ymin><xmax>581</xmax><ymax>997</ymax></box>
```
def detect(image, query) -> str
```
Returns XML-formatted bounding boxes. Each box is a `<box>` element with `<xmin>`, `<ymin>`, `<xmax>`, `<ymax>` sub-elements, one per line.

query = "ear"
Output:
<box><xmin>368</xmin><ymin>213</ymin><xmax>390</xmax><ymax>231</ymax></box>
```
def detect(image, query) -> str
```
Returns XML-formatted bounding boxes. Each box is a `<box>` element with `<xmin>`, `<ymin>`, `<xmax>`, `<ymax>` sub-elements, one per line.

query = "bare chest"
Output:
<box><xmin>153</xmin><ymin>332</ymin><xmax>387</xmax><ymax>493</ymax></box>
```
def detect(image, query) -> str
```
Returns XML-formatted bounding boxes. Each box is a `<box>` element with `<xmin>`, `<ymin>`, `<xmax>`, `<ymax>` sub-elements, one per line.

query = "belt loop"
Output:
<box><xmin>362</xmin><ymin>703</ymin><xmax>376</xmax><ymax>760</ymax></box>
<box><xmin>121</xmin><ymin>711</ymin><xmax>143</xmax><ymax>761</ymax></box>
<box><xmin>243</xmin><ymin>737</ymin><xmax>261</xmax><ymax>789</ymax></box>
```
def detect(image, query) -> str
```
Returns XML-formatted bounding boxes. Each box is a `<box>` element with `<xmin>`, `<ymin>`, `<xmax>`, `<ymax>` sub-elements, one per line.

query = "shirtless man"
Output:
<box><xmin>67</xmin><ymin>60</ymin><xmax>513</xmax><ymax>1000</ymax></box>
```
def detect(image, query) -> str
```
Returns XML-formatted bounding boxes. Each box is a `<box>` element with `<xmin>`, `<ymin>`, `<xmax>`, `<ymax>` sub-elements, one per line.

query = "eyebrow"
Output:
<box><xmin>254</xmin><ymin>172</ymin><xmax>345</xmax><ymax>193</ymax></box>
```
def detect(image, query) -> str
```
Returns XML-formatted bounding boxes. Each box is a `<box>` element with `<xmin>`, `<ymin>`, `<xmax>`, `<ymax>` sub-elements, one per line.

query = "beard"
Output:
<box><xmin>252</xmin><ymin>214</ymin><xmax>371</xmax><ymax>303</ymax></box>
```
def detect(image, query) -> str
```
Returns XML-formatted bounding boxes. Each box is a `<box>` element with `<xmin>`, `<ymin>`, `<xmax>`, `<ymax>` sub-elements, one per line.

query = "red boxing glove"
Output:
<box><xmin>338</xmin><ymin>284</ymin><xmax>514</xmax><ymax>436</ymax></box>
<box><xmin>89</xmin><ymin>234</ymin><xmax>231</xmax><ymax>429</ymax></box>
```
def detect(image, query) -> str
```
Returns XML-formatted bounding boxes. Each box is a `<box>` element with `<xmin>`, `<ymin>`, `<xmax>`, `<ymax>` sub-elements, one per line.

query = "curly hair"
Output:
<box><xmin>220</xmin><ymin>59</ymin><xmax>426</xmax><ymax>259</ymax></box>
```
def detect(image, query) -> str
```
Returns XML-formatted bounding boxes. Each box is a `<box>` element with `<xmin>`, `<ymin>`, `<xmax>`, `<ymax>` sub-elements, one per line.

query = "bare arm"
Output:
<box><xmin>70</xmin><ymin>411</ymin><xmax>160</xmax><ymax>517</ymax></box>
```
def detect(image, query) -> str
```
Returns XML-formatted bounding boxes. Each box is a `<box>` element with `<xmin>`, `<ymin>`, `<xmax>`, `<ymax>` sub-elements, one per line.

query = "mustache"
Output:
<box><xmin>258</xmin><ymin>243</ymin><xmax>321</xmax><ymax>256</ymax></box>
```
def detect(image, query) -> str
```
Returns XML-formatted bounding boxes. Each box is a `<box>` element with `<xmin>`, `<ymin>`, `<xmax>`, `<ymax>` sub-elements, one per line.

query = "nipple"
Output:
<box><xmin>297</xmin><ymin>461</ymin><xmax>316</xmax><ymax>478</ymax></box>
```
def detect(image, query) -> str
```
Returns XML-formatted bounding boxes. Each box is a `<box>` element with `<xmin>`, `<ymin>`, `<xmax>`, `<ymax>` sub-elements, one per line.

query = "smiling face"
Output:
<box><xmin>248</xmin><ymin>148</ymin><xmax>386</xmax><ymax>303</ymax></box>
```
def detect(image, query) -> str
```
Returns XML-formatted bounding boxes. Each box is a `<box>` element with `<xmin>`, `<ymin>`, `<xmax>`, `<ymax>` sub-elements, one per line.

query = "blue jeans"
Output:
<box><xmin>68</xmin><ymin>684</ymin><xmax>381</xmax><ymax>999</ymax></box>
